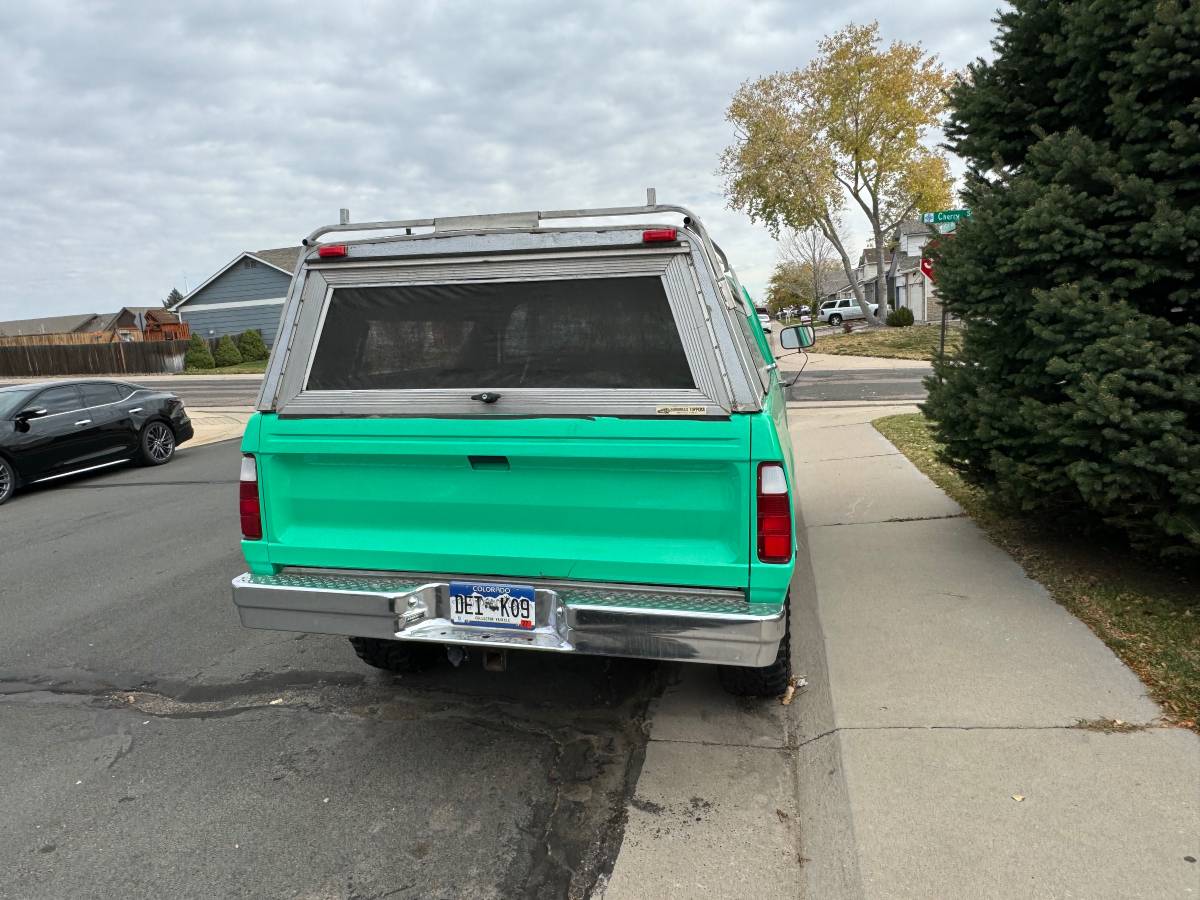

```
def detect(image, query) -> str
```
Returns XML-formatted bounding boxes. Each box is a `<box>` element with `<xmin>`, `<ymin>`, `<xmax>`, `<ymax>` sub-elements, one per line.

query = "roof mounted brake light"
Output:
<box><xmin>642</xmin><ymin>228</ymin><xmax>678</xmax><ymax>243</ymax></box>
<box><xmin>318</xmin><ymin>244</ymin><xmax>348</xmax><ymax>258</ymax></box>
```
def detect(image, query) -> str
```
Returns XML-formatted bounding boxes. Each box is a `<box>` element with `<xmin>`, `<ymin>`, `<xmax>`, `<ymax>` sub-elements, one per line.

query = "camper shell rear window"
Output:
<box><xmin>306</xmin><ymin>277</ymin><xmax>695</xmax><ymax>391</ymax></box>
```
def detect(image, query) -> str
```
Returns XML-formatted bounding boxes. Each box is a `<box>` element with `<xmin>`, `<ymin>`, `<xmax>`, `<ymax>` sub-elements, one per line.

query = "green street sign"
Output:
<box><xmin>922</xmin><ymin>209</ymin><xmax>971</xmax><ymax>224</ymax></box>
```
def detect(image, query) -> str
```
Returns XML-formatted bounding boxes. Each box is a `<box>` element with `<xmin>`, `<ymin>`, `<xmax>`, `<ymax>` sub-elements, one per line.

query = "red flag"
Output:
<box><xmin>920</xmin><ymin>257</ymin><xmax>935</xmax><ymax>281</ymax></box>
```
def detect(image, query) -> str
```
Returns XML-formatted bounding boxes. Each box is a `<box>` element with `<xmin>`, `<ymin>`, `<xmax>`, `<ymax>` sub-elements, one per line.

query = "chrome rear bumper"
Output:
<box><xmin>231</xmin><ymin>571</ymin><xmax>785</xmax><ymax>667</ymax></box>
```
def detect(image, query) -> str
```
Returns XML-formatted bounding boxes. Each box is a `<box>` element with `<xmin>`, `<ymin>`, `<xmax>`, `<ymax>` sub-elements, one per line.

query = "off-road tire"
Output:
<box><xmin>827</xmin><ymin>314</ymin><xmax>843</xmax><ymax>326</ymax></box>
<box><xmin>718</xmin><ymin>596</ymin><xmax>792</xmax><ymax>697</ymax></box>
<box><xmin>138</xmin><ymin>420</ymin><xmax>176</xmax><ymax>466</ymax></box>
<box><xmin>0</xmin><ymin>457</ymin><xmax>16</xmax><ymax>505</ymax></box>
<box><xmin>349</xmin><ymin>636</ymin><xmax>443</xmax><ymax>673</ymax></box>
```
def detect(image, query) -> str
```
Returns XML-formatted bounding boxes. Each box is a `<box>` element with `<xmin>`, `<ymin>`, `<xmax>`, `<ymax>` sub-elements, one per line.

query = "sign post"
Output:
<box><xmin>919</xmin><ymin>210</ymin><xmax>970</xmax><ymax>376</ymax></box>
<box><xmin>922</xmin><ymin>209</ymin><xmax>971</xmax><ymax>237</ymax></box>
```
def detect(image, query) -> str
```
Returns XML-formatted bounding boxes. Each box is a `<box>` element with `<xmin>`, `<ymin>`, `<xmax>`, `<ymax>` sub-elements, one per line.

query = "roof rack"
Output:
<box><xmin>301</xmin><ymin>189</ymin><xmax>734</xmax><ymax>279</ymax></box>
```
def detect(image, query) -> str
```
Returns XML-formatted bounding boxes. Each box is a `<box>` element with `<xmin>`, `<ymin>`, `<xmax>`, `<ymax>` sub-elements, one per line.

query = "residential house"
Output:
<box><xmin>0</xmin><ymin>308</ymin><xmax>186</xmax><ymax>345</ymax></box>
<box><xmin>891</xmin><ymin>220</ymin><xmax>943</xmax><ymax>323</ymax></box>
<box><xmin>819</xmin><ymin>221</ymin><xmax>945</xmax><ymax>323</ymax></box>
<box><xmin>106</xmin><ymin>307</ymin><xmax>187</xmax><ymax>342</ymax></box>
<box><xmin>821</xmin><ymin>248</ymin><xmax>894</xmax><ymax>310</ymax></box>
<box><xmin>170</xmin><ymin>247</ymin><xmax>302</xmax><ymax>347</ymax></box>
<box><xmin>0</xmin><ymin>313</ymin><xmax>112</xmax><ymax>338</ymax></box>
<box><xmin>135</xmin><ymin>308</ymin><xmax>189</xmax><ymax>341</ymax></box>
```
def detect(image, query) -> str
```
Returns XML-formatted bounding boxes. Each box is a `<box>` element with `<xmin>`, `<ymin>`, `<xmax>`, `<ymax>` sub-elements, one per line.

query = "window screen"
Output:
<box><xmin>306</xmin><ymin>277</ymin><xmax>696</xmax><ymax>391</ymax></box>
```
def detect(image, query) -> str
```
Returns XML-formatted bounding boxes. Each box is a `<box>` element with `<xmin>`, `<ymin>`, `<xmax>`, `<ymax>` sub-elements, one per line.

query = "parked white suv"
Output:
<box><xmin>756</xmin><ymin>312</ymin><xmax>772</xmax><ymax>333</ymax></box>
<box><xmin>819</xmin><ymin>298</ymin><xmax>879</xmax><ymax>326</ymax></box>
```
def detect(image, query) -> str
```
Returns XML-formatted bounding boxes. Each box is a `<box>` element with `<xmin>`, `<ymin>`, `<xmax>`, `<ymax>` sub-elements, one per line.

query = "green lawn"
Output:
<box><xmin>180</xmin><ymin>359</ymin><xmax>269</xmax><ymax>375</ymax></box>
<box><xmin>875</xmin><ymin>413</ymin><xmax>1200</xmax><ymax>730</ymax></box>
<box><xmin>813</xmin><ymin>324</ymin><xmax>962</xmax><ymax>361</ymax></box>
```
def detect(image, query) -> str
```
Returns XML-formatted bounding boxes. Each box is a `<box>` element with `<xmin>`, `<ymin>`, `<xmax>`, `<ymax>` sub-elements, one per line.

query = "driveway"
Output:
<box><xmin>0</xmin><ymin>441</ymin><xmax>659</xmax><ymax>899</ymax></box>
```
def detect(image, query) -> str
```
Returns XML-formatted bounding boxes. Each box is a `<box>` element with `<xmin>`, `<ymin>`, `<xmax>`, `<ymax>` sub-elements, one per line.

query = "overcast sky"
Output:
<box><xmin>0</xmin><ymin>0</ymin><xmax>1002</xmax><ymax>320</ymax></box>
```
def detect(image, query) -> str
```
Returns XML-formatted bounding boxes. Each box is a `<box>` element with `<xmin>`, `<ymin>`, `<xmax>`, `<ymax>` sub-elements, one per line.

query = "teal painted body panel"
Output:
<box><xmin>240</xmin><ymin>413</ymin><xmax>788</xmax><ymax>596</ymax></box>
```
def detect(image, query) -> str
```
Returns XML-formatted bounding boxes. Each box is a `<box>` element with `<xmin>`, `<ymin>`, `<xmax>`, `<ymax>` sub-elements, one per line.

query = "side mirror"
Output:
<box><xmin>779</xmin><ymin>325</ymin><xmax>816</xmax><ymax>350</ymax></box>
<box><xmin>14</xmin><ymin>407</ymin><xmax>47</xmax><ymax>432</ymax></box>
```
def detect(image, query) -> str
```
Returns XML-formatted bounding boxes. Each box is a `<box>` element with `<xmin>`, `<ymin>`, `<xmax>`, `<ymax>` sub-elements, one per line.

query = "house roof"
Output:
<box><xmin>110</xmin><ymin>306</ymin><xmax>181</xmax><ymax>327</ymax></box>
<box><xmin>859</xmin><ymin>248</ymin><xmax>893</xmax><ymax>265</ymax></box>
<box><xmin>0</xmin><ymin>313</ymin><xmax>108</xmax><ymax>337</ymax></box>
<box><xmin>895</xmin><ymin>219</ymin><xmax>931</xmax><ymax>237</ymax></box>
<box><xmin>250</xmin><ymin>247</ymin><xmax>304</xmax><ymax>272</ymax></box>
<box><xmin>172</xmin><ymin>246</ymin><xmax>303</xmax><ymax>310</ymax></box>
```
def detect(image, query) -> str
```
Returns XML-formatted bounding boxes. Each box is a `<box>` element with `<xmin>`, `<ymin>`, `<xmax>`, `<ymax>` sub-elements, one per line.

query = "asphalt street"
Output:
<box><xmin>0</xmin><ymin>441</ymin><xmax>659</xmax><ymax>900</ymax></box>
<box><xmin>786</xmin><ymin>365</ymin><xmax>931</xmax><ymax>403</ymax></box>
<box><xmin>4</xmin><ymin>360</ymin><xmax>932</xmax><ymax>408</ymax></box>
<box><xmin>154</xmin><ymin>377</ymin><xmax>263</xmax><ymax>408</ymax></box>
<box><xmin>0</xmin><ymin>376</ymin><xmax>262</xmax><ymax>409</ymax></box>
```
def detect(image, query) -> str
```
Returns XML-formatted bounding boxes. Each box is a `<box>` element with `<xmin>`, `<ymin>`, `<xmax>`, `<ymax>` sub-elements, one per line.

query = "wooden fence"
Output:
<box><xmin>0</xmin><ymin>330</ymin><xmax>126</xmax><ymax>347</ymax></box>
<box><xmin>0</xmin><ymin>324</ymin><xmax>190</xmax><ymax>348</ymax></box>
<box><xmin>0</xmin><ymin>339</ymin><xmax>191</xmax><ymax>377</ymax></box>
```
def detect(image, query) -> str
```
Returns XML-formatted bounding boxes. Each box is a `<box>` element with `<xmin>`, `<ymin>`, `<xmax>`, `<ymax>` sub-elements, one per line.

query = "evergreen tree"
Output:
<box><xmin>237</xmin><ymin>329</ymin><xmax>270</xmax><ymax>361</ymax></box>
<box><xmin>184</xmin><ymin>334</ymin><xmax>215</xmax><ymax>370</ymax></box>
<box><xmin>163</xmin><ymin>287</ymin><xmax>183</xmax><ymax>309</ymax></box>
<box><xmin>212</xmin><ymin>334</ymin><xmax>243</xmax><ymax>367</ymax></box>
<box><xmin>925</xmin><ymin>0</ymin><xmax>1199</xmax><ymax>555</ymax></box>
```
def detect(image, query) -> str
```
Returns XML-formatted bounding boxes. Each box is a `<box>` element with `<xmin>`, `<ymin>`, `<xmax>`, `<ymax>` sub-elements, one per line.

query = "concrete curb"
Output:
<box><xmin>789</xmin><ymin>487</ymin><xmax>867</xmax><ymax>898</ymax></box>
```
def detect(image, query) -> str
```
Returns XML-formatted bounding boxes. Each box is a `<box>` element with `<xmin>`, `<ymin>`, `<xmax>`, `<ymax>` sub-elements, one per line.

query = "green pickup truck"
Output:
<box><xmin>231</xmin><ymin>199</ymin><xmax>813</xmax><ymax>695</ymax></box>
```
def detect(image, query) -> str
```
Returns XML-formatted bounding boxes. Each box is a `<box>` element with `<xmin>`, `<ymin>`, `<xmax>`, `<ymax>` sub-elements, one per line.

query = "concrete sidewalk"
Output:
<box><xmin>791</xmin><ymin>404</ymin><xmax>1198</xmax><ymax>899</ymax></box>
<box><xmin>798</xmin><ymin>351</ymin><xmax>932</xmax><ymax>371</ymax></box>
<box><xmin>604</xmin><ymin>403</ymin><xmax>1198</xmax><ymax>899</ymax></box>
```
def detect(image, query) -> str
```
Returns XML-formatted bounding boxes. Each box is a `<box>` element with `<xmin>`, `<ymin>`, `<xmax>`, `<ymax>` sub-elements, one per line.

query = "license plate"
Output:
<box><xmin>449</xmin><ymin>581</ymin><xmax>536</xmax><ymax>630</ymax></box>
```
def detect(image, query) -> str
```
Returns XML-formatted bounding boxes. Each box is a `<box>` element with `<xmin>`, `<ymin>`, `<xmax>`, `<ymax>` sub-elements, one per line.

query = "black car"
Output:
<box><xmin>0</xmin><ymin>379</ymin><xmax>193</xmax><ymax>504</ymax></box>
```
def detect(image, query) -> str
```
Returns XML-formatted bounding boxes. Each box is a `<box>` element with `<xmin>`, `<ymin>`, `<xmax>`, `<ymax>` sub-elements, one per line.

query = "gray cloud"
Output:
<box><xmin>0</xmin><ymin>0</ymin><xmax>1002</xmax><ymax>318</ymax></box>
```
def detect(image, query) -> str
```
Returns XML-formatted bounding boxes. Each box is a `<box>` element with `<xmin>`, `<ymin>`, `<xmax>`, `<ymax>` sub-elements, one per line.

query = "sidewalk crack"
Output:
<box><xmin>813</xmin><ymin>451</ymin><xmax>902</xmax><ymax>463</ymax></box>
<box><xmin>646</xmin><ymin>736</ymin><xmax>786</xmax><ymax>751</ymax></box>
<box><xmin>806</xmin><ymin>512</ymin><xmax>966</xmax><ymax>529</ymax></box>
<box><xmin>794</xmin><ymin>721</ymin><xmax>1165</xmax><ymax>748</ymax></box>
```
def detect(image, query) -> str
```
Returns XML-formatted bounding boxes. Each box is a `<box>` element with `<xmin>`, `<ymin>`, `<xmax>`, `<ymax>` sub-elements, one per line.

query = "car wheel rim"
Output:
<box><xmin>147</xmin><ymin>424</ymin><xmax>174</xmax><ymax>462</ymax></box>
<box><xmin>0</xmin><ymin>463</ymin><xmax>10</xmax><ymax>500</ymax></box>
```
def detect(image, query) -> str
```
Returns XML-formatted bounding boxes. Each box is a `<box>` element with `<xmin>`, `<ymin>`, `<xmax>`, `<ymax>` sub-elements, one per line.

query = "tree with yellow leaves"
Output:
<box><xmin>721</xmin><ymin>22</ymin><xmax>953</xmax><ymax>326</ymax></box>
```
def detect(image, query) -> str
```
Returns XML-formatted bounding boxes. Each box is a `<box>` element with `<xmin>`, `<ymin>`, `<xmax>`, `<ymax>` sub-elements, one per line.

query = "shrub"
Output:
<box><xmin>237</xmin><ymin>328</ymin><xmax>270</xmax><ymax>361</ymax></box>
<box><xmin>212</xmin><ymin>334</ymin><xmax>243</xmax><ymax>367</ymax></box>
<box><xmin>886</xmin><ymin>307</ymin><xmax>915</xmax><ymax>327</ymax></box>
<box><xmin>924</xmin><ymin>0</ymin><xmax>1199</xmax><ymax>557</ymax></box>
<box><xmin>184</xmin><ymin>333</ymin><xmax>214</xmax><ymax>370</ymax></box>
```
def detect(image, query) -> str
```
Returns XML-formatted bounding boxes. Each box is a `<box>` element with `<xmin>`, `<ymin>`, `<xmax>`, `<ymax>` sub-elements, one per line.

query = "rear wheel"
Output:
<box><xmin>138</xmin><ymin>421</ymin><xmax>176</xmax><ymax>466</ymax></box>
<box><xmin>827</xmin><ymin>313</ymin><xmax>843</xmax><ymax>326</ymax></box>
<box><xmin>0</xmin><ymin>457</ymin><xmax>15</xmax><ymax>505</ymax></box>
<box><xmin>718</xmin><ymin>596</ymin><xmax>792</xmax><ymax>697</ymax></box>
<box><xmin>349</xmin><ymin>636</ymin><xmax>443</xmax><ymax>673</ymax></box>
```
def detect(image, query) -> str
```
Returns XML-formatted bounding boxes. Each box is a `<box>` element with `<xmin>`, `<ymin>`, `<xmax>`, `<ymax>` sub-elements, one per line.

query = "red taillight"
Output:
<box><xmin>317</xmin><ymin>244</ymin><xmax>348</xmax><ymax>258</ymax></box>
<box><xmin>239</xmin><ymin>455</ymin><xmax>262</xmax><ymax>540</ymax></box>
<box><xmin>642</xmin><ymin>228</ymin><xmax>678</xmax><ymax>243</ymax></box>
<box><xmin>757</xmin><ymin>462</ymin><xmax>791</xmax><ymax>563</ymax></box>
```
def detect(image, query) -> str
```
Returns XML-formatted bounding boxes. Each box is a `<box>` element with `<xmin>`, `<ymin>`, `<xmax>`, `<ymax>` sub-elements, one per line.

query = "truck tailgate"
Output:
<box><xmin>252</xmin><ymin>414</ymin><xmax>752</xmax><ymax>589</ymax></box>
